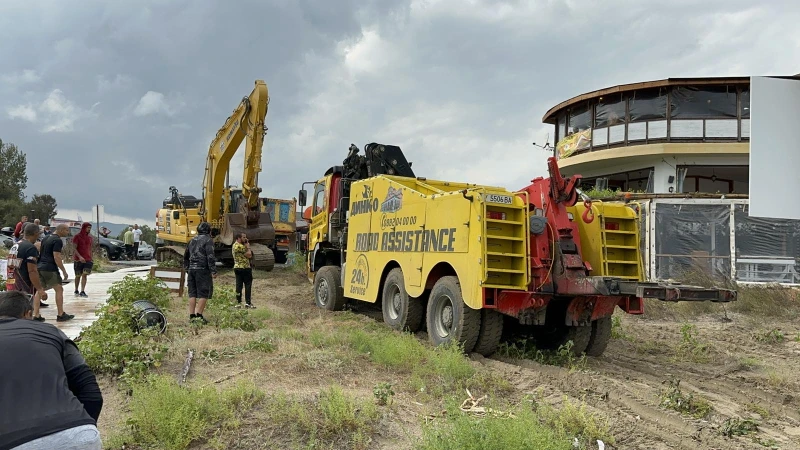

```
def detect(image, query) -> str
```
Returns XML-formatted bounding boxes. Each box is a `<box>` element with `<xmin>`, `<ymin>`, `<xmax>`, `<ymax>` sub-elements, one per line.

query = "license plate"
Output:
<box><xmin>485</xmin><ymin>194</ymin><xmax>513</xmax><ymax>205</ymax></box>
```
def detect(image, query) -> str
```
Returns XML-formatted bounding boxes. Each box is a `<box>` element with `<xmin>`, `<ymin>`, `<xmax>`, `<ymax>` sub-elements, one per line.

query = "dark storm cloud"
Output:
<box><xmin>1</xmin><ymin>0</ymin><xmax>799</xmax><ymax>222</ymax></box>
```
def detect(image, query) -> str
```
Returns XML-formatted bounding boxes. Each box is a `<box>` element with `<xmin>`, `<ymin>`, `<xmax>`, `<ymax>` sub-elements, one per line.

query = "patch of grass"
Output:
<box><xmin>743</xmin><ymin>402</ymin><xmax>770</xmax><ymax>419</ymax></box>
<box><xmin>199</xmin><ymin>334</ymin><xmax>276</xmax><ymax>364</ymax></box>
<box><xmin>535</xmin><ymin>394</ymin><xmax>615</xmax><ymax>448</ymax></box>
<box><xmin>268</xmin><ymin>385</ymin><xmax>380</xmax><ymax>449</ymax></box>
<box><xmin>419</xmin><ymin>394</ymin><xmax>613</xmax><ymax>450</ymax></box>
<box><xmin>658</xmin><ymin>377</ymin><xmax>712</xmax><ymax>419</ymax></box>
<box><xmin>418</xmin><ymin>399</ymin><xmax>572</xmax><ymax>450</ymax></box>
<box><xmin>497</xmin><ymin>339</ymin><xmax>588</xmax><ymax>372</ymax></box>
<box><xmin>720</xmin><ymin>417</ymin><xmax>759</xmax><ymax>437</ymax></box>
<box><xmin>738</xmin><ymin>357</ymin><xmax>761</xmax><ymax>371</ymax></box>
<box><xmin>675</xmin><ymin>323</ymin><xmax>710</xmax><ymax>363</ymax></box>
<box><xmin>204</xmin><ymin>285</ymin><xmax>258</xmax><ymax>331</ymax></box>
<box><xmin>753</xmin><ymin>328</ymin><xmax>785</xmax><ymax>344</ymax></box>
<box><xmin>106</xmin><ymin>374</ymin><xmax>264</xmax><ymax>450</ymax></box>
<box><xmin>76</xmin><ymin>275</ymin><xmax>171</xmax><ymax>384</ymax></box>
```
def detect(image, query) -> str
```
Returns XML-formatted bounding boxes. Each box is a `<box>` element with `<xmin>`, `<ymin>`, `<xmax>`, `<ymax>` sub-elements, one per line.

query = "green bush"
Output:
<box><xmin>77</xmin><ymin>275</ymin><xmax>171</xmax><ymax>383</ymax></box>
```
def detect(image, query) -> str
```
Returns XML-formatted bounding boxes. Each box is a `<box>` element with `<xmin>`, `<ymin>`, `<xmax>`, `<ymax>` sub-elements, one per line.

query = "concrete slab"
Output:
<box><xmin>37</xmin><ymin>263</ymin><xmax>153</xmax><ymax>339</ymax></box>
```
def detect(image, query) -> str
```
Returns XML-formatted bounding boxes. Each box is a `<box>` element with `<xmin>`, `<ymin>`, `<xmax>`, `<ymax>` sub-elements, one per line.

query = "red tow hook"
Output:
<box><xmin>581</xmin><ymin>199</ymin><xmax>594</xmax><ymax>224</ymax></box>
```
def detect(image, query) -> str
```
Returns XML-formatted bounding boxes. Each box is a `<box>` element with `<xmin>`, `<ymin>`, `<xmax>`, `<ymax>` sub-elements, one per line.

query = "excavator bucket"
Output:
<box><xmin>220</xmin><ymin>211</ymin><xmax>275</xmax><ymax>246</ymax></box>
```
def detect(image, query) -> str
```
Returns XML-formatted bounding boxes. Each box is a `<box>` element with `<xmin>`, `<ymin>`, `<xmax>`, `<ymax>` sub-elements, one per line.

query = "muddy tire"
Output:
<box><xmin>426</xmin><ymin>276</ymin><xmax>481</xmax><ymax>353</ymax></box>
<box><xmin>314</xmin><ymin>266</ymin><xmax>345</xmax><ymax>311</ymax></box>
<box><xmin>382</xmin><ymin>268</ymin><xmax>424</xmax><ymax>332</ymax></box>
<box><xmin>473</xmin><ymin>309</ymin><xmax>504</xmax><ymax>356</ymax></box>
<box><xmin>586</xmin><ymin>317</ymin><xmax>613</xmax><ymax>356</ymax></box>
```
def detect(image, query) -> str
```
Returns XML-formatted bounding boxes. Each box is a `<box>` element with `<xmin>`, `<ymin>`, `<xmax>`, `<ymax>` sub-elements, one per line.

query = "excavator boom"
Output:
<box><xmin>202</xmin><ymin>80</ymin><xmax>269</xmax><ymax>222</ymax></box>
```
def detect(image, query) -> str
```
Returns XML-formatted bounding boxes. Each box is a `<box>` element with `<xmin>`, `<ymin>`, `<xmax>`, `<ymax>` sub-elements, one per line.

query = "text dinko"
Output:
<box><xmin>353</xmin><ymin>228</ymin><xmax>457</xmax><ymax>253</ymax></box>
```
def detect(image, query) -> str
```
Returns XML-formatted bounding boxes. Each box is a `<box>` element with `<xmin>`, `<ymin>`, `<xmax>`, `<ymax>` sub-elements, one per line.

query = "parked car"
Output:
<box><xmin>1</xmin><ymin>235</ymin><xmax>13</xmax><ymax>248</ymax></box>
<box><xmin>68</xmin><ymin>226</ymin><xmax>126</xmax><ymax>261</ymax></box>
<box><xmin>137</xmin><ymin>242</ymin><xmax>154</xmax><ymax>260</ymax></box>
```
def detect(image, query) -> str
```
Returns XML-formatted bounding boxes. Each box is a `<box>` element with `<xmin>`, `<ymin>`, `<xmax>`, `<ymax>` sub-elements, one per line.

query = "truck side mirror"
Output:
<box><xmin>298</xmin><ymin>189</ymin><xmax>307</xmax><ymax>207</ymax></box>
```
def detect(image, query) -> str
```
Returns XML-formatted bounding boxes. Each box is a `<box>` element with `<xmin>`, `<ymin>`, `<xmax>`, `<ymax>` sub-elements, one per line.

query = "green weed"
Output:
<box><xmin>675</xmin><ymin>323</ymin><xmax>710</xmax><ymax>363</ymax></box>
<box><xmin>107</xmin><ymin>374</ymin><xmax>264</xmax><ymax>450</ymax></box>
<box><xmin>268</xmin><ymin>385</ymin><xmax>380</xmax><ymax>449</ymax></box>
<box><xmin>720</xmin><ymin>417</ymin><xmax>759</xmax><ymax>437</ymax></box>
<box><xmin>497</xmin><ymin>339</ymin><xmax>588</xmax><ymax>372</ymax></box>
<box><xmin>659</xmin><ymin>377</ymin><xmax>712</xmax><ymax>419</ymax></box>
<box><xmin>753</xmin><ymin>328</ymin><xmax>785</xmax><ymax>344</ymax></box>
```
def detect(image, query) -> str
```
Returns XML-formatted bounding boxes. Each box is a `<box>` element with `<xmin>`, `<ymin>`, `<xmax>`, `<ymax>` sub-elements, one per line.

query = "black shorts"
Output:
<box><xmin>187</xmin><ymin>269</ymin><xmax>213</xmax><ymax>299</ymax></box>
<box><xmin>74</xmin><ymin>261</ymin><xmax>94</xmax><ymax>275</ymax></box>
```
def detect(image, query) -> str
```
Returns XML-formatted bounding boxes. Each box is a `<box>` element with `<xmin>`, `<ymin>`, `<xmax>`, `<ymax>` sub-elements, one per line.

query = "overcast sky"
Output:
<box><xmin>2</xmin><ymin>0</ymin><xmax>799</xmax><ymax>225</ymax></box>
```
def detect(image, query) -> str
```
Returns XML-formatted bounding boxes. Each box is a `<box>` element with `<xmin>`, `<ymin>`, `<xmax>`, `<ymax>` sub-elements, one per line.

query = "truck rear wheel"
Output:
<box><xmin>382</xmin><ymin>268</ymin><xmax>424</xmax><ymax>332</ymax></box>
<box><xmin>585</xmin><ymin>317</ymin><xmax>612</xmax><ymax>356</ymax></box>
<box><xmin>472</xmin><ymin>309</ymin><xmax>504</xmax><ymax>356</ymax></box>
<box><xmin>314</xmin><ymin>266</ymin><xmax>345</xmax><ymax>311</ymax></box>
<box><xmin>426</xmin><ymin>276</ymin><xmax>481</xmax><ymax>353</ymax></box>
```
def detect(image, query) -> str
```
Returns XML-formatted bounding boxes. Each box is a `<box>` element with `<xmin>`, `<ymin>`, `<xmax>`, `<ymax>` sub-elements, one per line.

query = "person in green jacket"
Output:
<box><xmin>123</xmin><ymin>227</ymin><xmax>134</xmax><ymax>260</ymax></box>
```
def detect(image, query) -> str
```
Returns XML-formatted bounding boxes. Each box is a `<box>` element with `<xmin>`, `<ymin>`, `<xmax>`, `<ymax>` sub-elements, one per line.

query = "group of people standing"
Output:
<box><xmin>6</xmin><ymin>218</ymin><xmax>95</xmax><ymax>322</ymax></box>
<box><xmin>121</xmin><ymin>224</ymin><xmax>143</xmax><ymax>260</ymax></box>
<box><xmin>1</xmin><ymin>220</ymin><xmax>103</xmax><ymax>449</ymax></box>
<box><xmin>183</xmin><ymin>222</ymin><xmax>256</xmax><ymax>324</ymax></box>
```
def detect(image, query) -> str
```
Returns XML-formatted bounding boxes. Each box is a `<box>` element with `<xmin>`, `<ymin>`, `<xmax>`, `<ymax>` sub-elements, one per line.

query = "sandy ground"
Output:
<box><xmin>98</xmin><ymin>268</ymin><xmax>800</xmax><ymax>449</ymax></box>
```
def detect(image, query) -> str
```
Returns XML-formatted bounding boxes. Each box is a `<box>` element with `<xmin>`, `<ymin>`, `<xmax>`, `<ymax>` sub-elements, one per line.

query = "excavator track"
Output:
<box><xmin>249</xmin><ymin>243</ymin><xmax>275</xmax><ymax>272</ymax></box>
<box><xmin>155</xmin><ymin>245</ymin><xmax>186</xmax><ymax>264</ymax></box>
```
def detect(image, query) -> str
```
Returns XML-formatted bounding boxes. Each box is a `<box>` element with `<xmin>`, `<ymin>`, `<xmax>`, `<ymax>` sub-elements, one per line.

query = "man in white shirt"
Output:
<box><xmin>132</xmin><ymin>224</ymin><xmax>143</xmax><ymax>259</ymax></box>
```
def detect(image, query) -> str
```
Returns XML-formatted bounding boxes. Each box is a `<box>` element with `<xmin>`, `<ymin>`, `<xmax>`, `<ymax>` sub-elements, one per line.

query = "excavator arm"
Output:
<box><xmin>201</xmin><ymin>80</ymin><xmax>269</xmax><ymax>222</ymax></box>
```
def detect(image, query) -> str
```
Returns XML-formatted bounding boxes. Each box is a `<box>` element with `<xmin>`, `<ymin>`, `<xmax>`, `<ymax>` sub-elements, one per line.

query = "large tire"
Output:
<box><xmin>382</xmin><ymin>268</ymin><xmax>424</xmax><ymax>332</ymax></box>
<box><xmin>426</xmin><ymin>276</ymin><xmax>481</xmax><ymax>353</ymax></box>
<box><xmin>473</xmin><ymin>309</ymin><xmax>504</xmax><ymax>356</ymax></box>
<box><xmin>586</xmin><ymin>317</ymin><xmax>613</xmax><ymax>357</ymax></box>
<box><xmin>314</xmin><ymin>266</ymin><xmax>345</xmax><ymax>311</ymax></box>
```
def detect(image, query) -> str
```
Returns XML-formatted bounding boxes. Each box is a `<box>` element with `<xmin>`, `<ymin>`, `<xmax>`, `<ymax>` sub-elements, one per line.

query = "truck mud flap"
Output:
<box><xmin>616</xmin><ymin>281</ymin><xmax>736</xmax><ymax>303</ymax></box>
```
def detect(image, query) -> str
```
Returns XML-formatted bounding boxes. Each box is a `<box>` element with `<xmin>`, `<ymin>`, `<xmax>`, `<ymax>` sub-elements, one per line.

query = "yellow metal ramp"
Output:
<box><xmin>598</xmin><ymin>207</ymin><xmax>642</xmax><ymax>280</ymax></box>
<box><xmin>482</xmin><ymin>196</ymin><xmax>529</xmax><ymax>290</ymax></box>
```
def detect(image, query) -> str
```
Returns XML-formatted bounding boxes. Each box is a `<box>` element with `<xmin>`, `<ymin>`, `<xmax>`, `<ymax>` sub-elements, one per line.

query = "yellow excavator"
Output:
<box><xmin>154</xmin><ymin>80</ymin><xmax>276</xmax><ymax>271</ymax></box>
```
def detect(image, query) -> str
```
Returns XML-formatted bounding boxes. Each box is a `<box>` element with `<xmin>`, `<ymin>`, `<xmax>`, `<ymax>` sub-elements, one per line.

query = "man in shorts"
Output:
<box><xmin>183</xmin><ymin>222</ymin><xmax>216</xmax><ymax>324</ymax></box>
<box><xmin>33</xmin><ymin>224</ymin><xmax>74</xmax><ymax>322</ymax></box>
<box><xmin>72</xmin><ymin>222</ymin><xmax>94</xmax><ymax>298</ymax></box>
<box><xmin>10</xmin><ymin>224</ymin><xmax>47</xmax><ymax>304</ymax></box>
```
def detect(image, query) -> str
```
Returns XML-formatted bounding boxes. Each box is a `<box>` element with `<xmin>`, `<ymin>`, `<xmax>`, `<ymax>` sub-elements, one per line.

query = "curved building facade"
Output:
<box><xmin>543</xmin><ymin>77</ymin><xmax>759</xmax><ymax>194</ymax></box>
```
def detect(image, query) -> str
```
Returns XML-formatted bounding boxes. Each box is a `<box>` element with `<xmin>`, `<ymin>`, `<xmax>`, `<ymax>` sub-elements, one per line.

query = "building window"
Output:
<box><xmin>670</xmin><ymin>86</ymin><xmax>737</xmax><ymax>119</ymax></box>
<box><xmin>556</xmin><ymin>113</ymin><xmax>567</xmax><ymax>143</ymax></box>
<box><xmin>628</xmin><ymin>88</ymin><xmax>667</xmax><ymax>121</ymax></box>
<box><xmin>740</xmin><ymin>88</ymin><xmax>750</xmax><ymax>118</ymax></box>
<box><xmin>594</xmin><ymin>94</ymin><xmax>626</xmax><ymax>127</ymax></box>
<box><xmin>568</xmin><ymin>102</ymin><xmax>591</xmax><ymax>134</ymax></box>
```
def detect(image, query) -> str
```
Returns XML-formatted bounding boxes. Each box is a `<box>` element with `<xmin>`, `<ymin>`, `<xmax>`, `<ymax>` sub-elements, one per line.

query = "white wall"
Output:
<box><xmin>749</xmin><ymin>76</ymin><xmax>800</xmax><ymax>219</ymax></box>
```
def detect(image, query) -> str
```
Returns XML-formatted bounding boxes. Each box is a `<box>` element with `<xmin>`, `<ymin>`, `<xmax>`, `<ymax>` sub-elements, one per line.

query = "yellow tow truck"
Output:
<box><xmin>299</xmin><ymin>143</ymin><xmax>735</xmax><ymax>356</ymax></box>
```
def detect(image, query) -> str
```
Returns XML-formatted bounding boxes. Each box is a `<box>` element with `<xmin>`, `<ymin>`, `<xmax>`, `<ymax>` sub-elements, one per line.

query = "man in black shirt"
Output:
<box><xmin>183</xmin><ymin>222</ymin><xmax>217</xmax><ymax>324</ymax></box>
<box><xmin>33</xmin><ymin>223</ymin><xmax>73</xmax><ymax>322</ymax></box>
<box><xmin>0</xmin><ymin>290</ymin><xmax>103</xmax><ymax>449</ymax></box>
<box><xmin>10</xmin><ymin>224</ymin><xmax>47</xmax><ymax>304</ymax></box>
